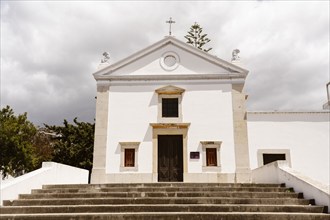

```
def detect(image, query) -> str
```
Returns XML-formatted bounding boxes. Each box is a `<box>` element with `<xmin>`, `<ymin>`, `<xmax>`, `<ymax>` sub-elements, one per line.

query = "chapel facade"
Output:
<box><xmin>91</xmin><ymin>36</ymin><xmax>251</xmax><ymax>183</ymax></box>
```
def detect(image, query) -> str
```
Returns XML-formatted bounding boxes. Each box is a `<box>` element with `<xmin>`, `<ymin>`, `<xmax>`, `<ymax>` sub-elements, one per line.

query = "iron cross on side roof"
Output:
<box><xmin>166</xmin><ymin>17</ymin><xmax>175</xmax><ymax>36</ymax></box>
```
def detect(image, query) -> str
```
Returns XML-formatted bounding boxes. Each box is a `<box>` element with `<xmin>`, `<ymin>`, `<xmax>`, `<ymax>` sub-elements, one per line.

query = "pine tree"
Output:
<box><xmin>184</xmin><ymin>22</ymin><xmax>212</xmax><ymax>52</ymax></box>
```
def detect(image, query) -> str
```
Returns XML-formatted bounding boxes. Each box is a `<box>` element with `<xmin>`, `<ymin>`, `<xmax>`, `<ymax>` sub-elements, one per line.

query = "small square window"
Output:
<box><xmin>156</xmin><ymin>86</ymin><xmax>184</xmax><ymax>123</ymax></box>
<box><xmin>201</xmin><ymin>141</ymin><xmax>221</xmax><ymax>172</ymax></box>
<box><xmin>206</xmin><ymin>148</ymin><xmax>217</xmax><ymax>166</ymax></box>
<box><xmin>125</xmin><ymin>149</ymin><xmax>135</xmax><ymax>167</ymax></box>
<box><xmin>257</xmin><ymin>149</ymin><xmax>291</xmax><ymax>167</ymax></box>
<box><xmin>162</xmin><ymin>98</ymin><xmax>178</xmax><ymax>117</ymax></box>
<box><xmin>120</xmin><ymin>142</ymin><xmax>139</xmax><ymax>171</ymax></box>
<box><xmin>263</xmin><ymin>153</ymin><xmax>286</xmax><ymax>165</ymax></box>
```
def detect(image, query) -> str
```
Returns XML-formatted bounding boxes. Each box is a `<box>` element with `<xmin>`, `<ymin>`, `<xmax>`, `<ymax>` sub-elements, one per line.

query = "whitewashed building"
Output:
<box><xmin>91</xmin><ymin>36</ymin><xmax>329</xmax><ymax>185</ymax></box>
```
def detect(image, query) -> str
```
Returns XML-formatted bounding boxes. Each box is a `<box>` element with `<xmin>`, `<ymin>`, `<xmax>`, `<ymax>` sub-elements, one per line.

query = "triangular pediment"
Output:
<box><xmin>155</xmin><ymin>85</ymin><xmax>185</xmax><ymax>95</ymax></box>
<box><xmin>93</xmin><ymin>36</ymin><xmax>248</xmax><ymax>81</ymax></box>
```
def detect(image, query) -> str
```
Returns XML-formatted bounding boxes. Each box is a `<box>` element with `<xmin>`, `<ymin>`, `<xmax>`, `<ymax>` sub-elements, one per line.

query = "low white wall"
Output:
<box><xmin>252</xmin><ymin>161</ymin><xmax>330</xmax><ymax>212</ymax></box>
<box><xmin>0</xmin><ymin>162</ymin><xmax>89</xmax><ymax>205</ymax></box>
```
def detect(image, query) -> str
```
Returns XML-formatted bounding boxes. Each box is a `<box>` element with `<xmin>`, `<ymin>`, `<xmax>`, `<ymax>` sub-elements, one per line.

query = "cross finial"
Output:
<box><xmin>166</xmin><ymin>17</ymin><xmax>175</xmax><ymax>36</ymax></box>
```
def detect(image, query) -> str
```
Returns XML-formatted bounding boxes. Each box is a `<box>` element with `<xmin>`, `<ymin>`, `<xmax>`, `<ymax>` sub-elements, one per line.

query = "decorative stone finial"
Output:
<box><xmin>101</xmin><ymin>52</ymin><xmax>110</xmax><ymax>64</ymax></box>
<box><xmin>97</xmin><ymin>52</ymin><xmax>111</xmax><ymax>70</ymax></box>
<box><xmin>231</xmin><ymin>49</ymin><xmax>240</xmax><ymax>61</ymax></box>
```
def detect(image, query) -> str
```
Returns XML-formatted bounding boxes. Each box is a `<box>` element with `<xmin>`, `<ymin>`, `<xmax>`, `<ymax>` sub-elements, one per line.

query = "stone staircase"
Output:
<box><xmin>0</xmin><ymin>183</ymin><xmax>328</xmax><ymax>219</ymax></box>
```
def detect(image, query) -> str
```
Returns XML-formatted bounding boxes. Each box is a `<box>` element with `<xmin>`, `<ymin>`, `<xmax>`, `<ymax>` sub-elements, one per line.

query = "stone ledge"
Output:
<box><xmin>150</xmin><ymin>123</ymin><xmax>190</xmax><ymax>129</ymax></box>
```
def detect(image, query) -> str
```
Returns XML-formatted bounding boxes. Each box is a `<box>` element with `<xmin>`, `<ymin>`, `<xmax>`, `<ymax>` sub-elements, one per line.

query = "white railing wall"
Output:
<box><xmin>252</xmin><ymin>161</ymin><xmax>330</xmax><ymax>212</ymax></box>
<box><xmin>0</xmin><ymin>162</ymin><xmax>89</xmax><ymax>205</ymax></box>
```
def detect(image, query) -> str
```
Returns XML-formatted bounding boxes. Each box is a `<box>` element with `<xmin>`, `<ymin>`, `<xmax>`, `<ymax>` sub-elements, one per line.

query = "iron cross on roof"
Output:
<box><xmin>166</xmin><ymin>17</ymin><xmax>175</xmax><ymax>36</ymax></box>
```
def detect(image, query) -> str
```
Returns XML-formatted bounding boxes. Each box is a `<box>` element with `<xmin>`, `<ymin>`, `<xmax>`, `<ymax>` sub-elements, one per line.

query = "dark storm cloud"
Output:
<box><xmin>1</xmin><ymin>1</ymin><xmax>329</xmax><ymax>125</ymax></box>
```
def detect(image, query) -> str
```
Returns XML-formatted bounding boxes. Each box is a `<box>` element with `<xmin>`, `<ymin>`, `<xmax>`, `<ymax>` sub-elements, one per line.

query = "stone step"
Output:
<box><xmin>0</xmin><ymin>204</ymin><xmax>326</xmax><ymax>214</ymax></box>
<box><xmin>6</xmin><ymin>197</ymin><xmax>312</xmax><ymax>206</ymax></box>
<box><xmin>2</xmin><ymin>182</ymin><xmax>328</xmax><ymax>219</ymax></box>
<box><xmin>19</xmin><ymin>191</ymin><xmax>302</xmax><ymax>199</ymax></box>
<box><xmin>0</xmin><ymin>212</ymin><xmax>328</xmax><ymax>220</ymax></box>
<box><xmin>42</xmin><ymin>183</ymin><xmax>284</xmax><ymax>189</ymax></box>
<box><xmin>31</xmin><ymin>186</ymin><xmax>292</xmax><ymax>194</ymax></box>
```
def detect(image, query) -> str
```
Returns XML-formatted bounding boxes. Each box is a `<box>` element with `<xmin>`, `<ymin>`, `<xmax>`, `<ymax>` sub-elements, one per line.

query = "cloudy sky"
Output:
<box><xmin>1</xmin><ymin>1</ymin><xmax>329</xmax><ymax>126</ymax></box>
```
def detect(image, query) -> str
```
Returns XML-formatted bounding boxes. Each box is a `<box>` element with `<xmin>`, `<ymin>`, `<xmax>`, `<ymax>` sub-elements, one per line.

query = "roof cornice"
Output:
<box><xmin>94</xmin><ymin>73</ymin><xmax>247</xmax><ymax>82</ymax></box>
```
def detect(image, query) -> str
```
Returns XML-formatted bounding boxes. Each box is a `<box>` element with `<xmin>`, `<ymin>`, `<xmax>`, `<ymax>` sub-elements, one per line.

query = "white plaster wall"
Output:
<box><xmin>107</xmin><ymin>85</ymin><xmax>157</xmax><ymax>173</ymax></box>
<box><xmin>183</xmin><ymin>84</ymin><xmax>236</xmax><ymax>173</ymax></box>
<box><xmin>247</xmin><ymin>112</ymin><xmax>330</xmax><ymax>185</ymax></box>
<box><xmin>106</xmin><ymin>82</ymin><xmax>236</xmax><ymax>175</ymax></box>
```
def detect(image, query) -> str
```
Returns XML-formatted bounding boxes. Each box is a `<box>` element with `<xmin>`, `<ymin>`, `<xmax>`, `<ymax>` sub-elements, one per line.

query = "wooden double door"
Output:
<box><xmin>158</xmin><ymin>135</ymin><xmax>183</xmax><ymax>182</ymax></box>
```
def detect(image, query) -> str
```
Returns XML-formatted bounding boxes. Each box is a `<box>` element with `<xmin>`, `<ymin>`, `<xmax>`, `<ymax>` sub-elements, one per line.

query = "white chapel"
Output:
<box><xmin>90</xmin><ymin>36</ymin><xmax>330</xmax><ymax>185</ymax></box>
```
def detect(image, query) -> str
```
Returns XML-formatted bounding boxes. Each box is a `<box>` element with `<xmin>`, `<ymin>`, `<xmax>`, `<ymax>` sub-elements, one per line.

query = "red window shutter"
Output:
<box><xmin>125</xmin><ymin>149</ymin><xmax>135</xmax><ymax>167</ymax></box>
<box><xmin>206</xmin><ymin>148</ymin><xmax>217</xmax><ymax>166</ymax></box>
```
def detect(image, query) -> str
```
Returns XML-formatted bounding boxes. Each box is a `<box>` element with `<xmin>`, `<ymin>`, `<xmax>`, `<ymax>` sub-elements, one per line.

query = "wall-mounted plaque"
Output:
<box><xmin>190</xmin><ymin>152</ymin><xmax>200</xmax><ymax>159</ymax></box>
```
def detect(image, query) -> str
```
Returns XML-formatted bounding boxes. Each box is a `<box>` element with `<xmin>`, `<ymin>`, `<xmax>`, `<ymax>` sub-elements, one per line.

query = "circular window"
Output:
<box><xmin>160</xmin><ymin>52</ymin><xmax>180</xmax><ymax>71</ymax></box>
<box><xmin>164</xmin><ymin>55</ymin><xmax>177</xmax><ymax>67</ymax></box>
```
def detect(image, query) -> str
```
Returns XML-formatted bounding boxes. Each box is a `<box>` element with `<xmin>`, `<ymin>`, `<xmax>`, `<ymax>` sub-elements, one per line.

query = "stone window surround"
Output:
<box><xmin>119</xmin><ymin>142</ymin><xmax>140</xmax><ymax>172</ymax></box>
<box><xmin>201</xmin><ymin>141</ymin><xmax>222</xmax><ymax>172</ymax></box>
<box><xmin>156</xmin><ymin>85</ymin><xmax>185</xmax><ymax>123</ymax></box>
<box><xmin>257</xmin><ymin>149</ymin><xmax>291</xmax><ymax>168</ymax></box>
